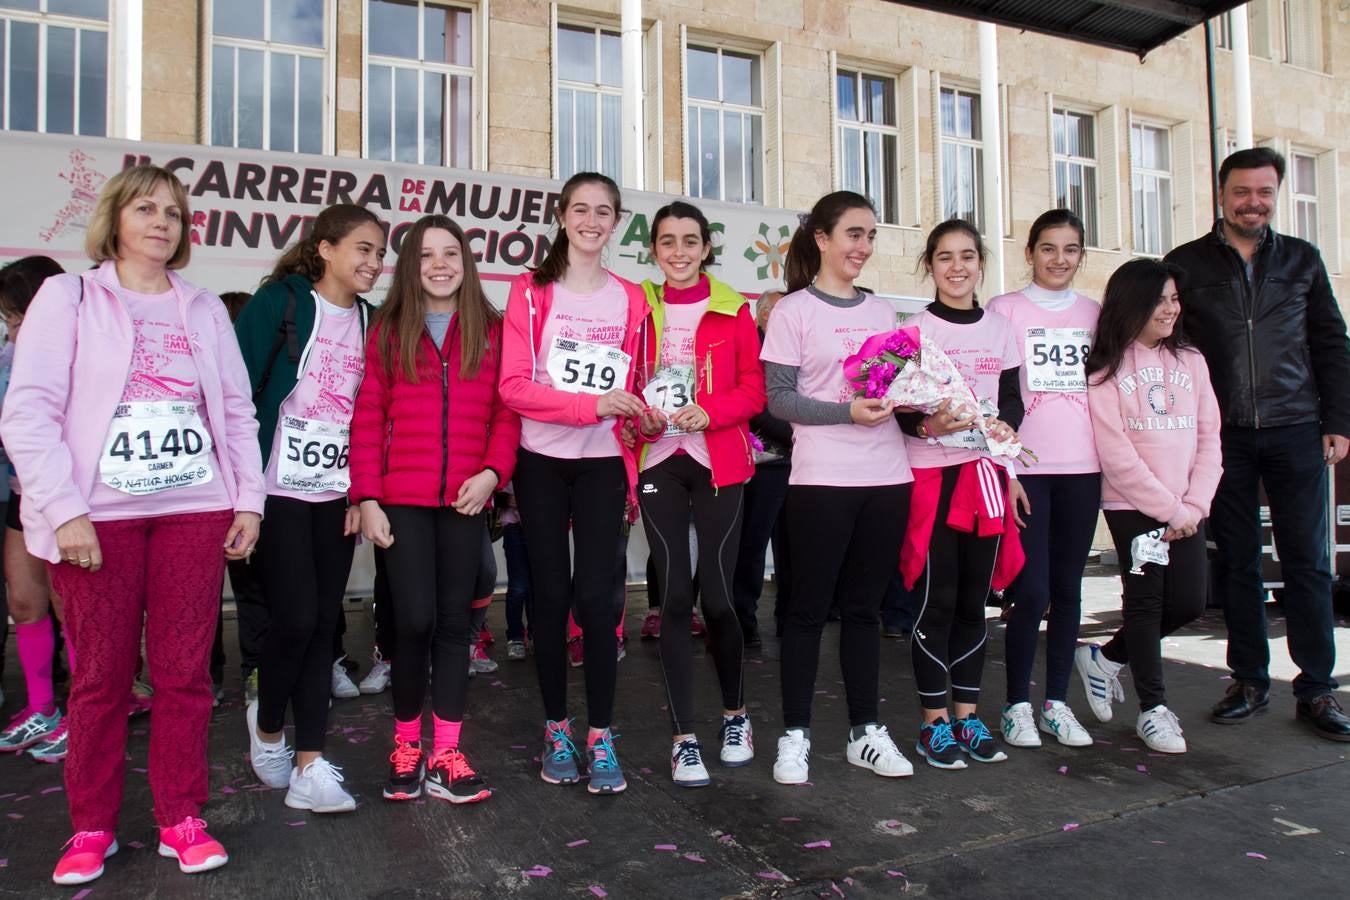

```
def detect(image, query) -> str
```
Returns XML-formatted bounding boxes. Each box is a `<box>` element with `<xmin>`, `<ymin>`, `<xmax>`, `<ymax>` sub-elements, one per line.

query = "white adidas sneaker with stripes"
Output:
<box><xmin>846</xmin><ymin>723</ymin><xmax>914</xmax><ymax>777</ymax></box>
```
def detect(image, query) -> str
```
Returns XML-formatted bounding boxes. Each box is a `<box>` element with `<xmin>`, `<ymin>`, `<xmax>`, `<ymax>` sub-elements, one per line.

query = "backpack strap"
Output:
<box><xmin>252</xmin><ymin>283</ymin><xmax>300</xmax><ymax>403</ymax></box>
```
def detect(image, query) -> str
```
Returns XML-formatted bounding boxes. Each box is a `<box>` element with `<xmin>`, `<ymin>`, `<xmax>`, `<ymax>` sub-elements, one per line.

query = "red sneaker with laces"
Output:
<box><xmin>157</xmin><ymin>817</ymin><xmax>228</xmax><ymax>873</ymax></box>
<box><xmin>640</xmin><ymin>610</ymin><xmax>661</xmax><ymax>640</ymax></box>
<box><xmin>52</xmin><ymin>830</ymin><xmax>117</xmax><ymax>885</ymax></box>
<box><xmin>568</xmin><ymin>636</ymin><xmax>584</xmax><ymax>668</ymax></box>
<box><xmin>383</xmin><ymin>738</ymin><xmax>426</xmax><ymax>800</ymax></box>
<box><xmin>690</xmin><ymin>611</ymin><xmax>707</xmax><ymax>636</ymax></box>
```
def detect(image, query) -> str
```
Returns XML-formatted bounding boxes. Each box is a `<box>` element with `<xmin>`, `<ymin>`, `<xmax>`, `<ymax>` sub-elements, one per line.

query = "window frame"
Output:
<box><xmin>1290</xmin><ymin>148</ymin><xmax>1319</xmax><ymax>246</ymax></box>
<box><xmin>938</xmin><ymin>83</ymin><xmax>984</xmax><ymax>233</ymax></box>
<box><xmin>1280</xmin><ymin>0</ymin><xmax>1321</xmax><ymax>71</ymax></box>
<box><xmin>833</xmin><ymin>63</ymin><xmax>901</xmax><ymax>225</ymax></box>
<box><xmin>1130</xmin><ymin>119</ymin><xmax>1174</xmax><ymax>257</ymax></box>
<box><xmin>0</xmin><ymin>0</ymin><xmax>110</xmax><ymax>136</ymax></box>
<box><xmin>206</xmin><ymin>0</ymin><xmax>334</xmax><ymax>155</ymax></box>
<box><xmin>361</xmin><ymin>0</ymin><xmax>479</xmax><ymax>168</ymax></box>
<box><xmin>1051</xmin><ymin>105</ymin><xmax>1101</xmax><ymax>248</ymax></box>
<box><xmin>553</xmin><ymin>18</ymin><xmax>623</xmax><ymax>183</ymax></box>
<box><xmin>682</xmin><ymin>39</ymin><xmax>766</xmax><ymax>206</ymax></box>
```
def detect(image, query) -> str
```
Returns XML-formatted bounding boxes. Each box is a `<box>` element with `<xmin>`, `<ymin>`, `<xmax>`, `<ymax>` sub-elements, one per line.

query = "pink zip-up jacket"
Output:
<box><xmin>1086</xmin><ymin>342</ymin><xmax>1222</xmax><ymax>529</ymax></box>
<box><xmin>498</xmin><ymin>269</ymin><xmax>649</xmax><ymax>507</ymax></box>
<box><xmin>0</xmin><ymin>261</ymin><xmax>266</xmax><ymax>563</ymax></box>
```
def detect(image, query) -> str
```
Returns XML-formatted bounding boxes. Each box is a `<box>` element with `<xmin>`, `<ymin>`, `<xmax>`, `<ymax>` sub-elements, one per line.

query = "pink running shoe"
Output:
<box><xmin>52</xmin><ymin>830</ymin><xmax>118</xmax><ymax>885</ymax></box>
<box><xmin>690</xmin><ymin>611</ymin><xmax>707</xmax><ymax>636</ymax></box>
<box><xmin>568</xmin><ymin>637</ymin><xmax>584</xmax><ymax>668</ymax></box>
<box><xmin>640</xmin><ymin>610</ymin><xmax>661</xmax><ymax>640</ymax></box>
<box><xmin>157</xmin><ymin>817</ymin><xmax>228</xmax><ymax>874</ymax></box>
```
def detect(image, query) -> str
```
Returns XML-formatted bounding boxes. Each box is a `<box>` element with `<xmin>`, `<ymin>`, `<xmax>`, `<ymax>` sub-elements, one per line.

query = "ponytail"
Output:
<box><xmin>532</xmin><ymin>171</ymin><xmax>623</xmax><ymax>288</ymax></box>
<box><xmin>783</xmin><ymin>191</ymin><xmax>875</xmax><ymax>294</ymax></box>
<box><xmin>264</xmin><ymin>203</ymin><xmax>383</xmax><ymax>287</ymax></box>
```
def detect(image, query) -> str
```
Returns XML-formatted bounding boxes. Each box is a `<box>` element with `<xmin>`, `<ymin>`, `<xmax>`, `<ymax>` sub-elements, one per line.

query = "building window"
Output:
<box><xmin>685</xmin><ymin>43</ymin><xmax>763</xmax><ymax>205</ymax></box>
<box><xmin>555</xmin><ymin>22</ymin><xmax>621</xmax><ymax>182</ymax></box>
<box><xmin>366</xmin><ymin>0</ymin><xmax>473</xmax><ymax>167</ymax></box>
<box><xmin>1291</xmin><ymin>151</ymin><xmax>1318</xmax><ymax>245</ymax></box>
<box><xmin>1052</xmin><ymin>107</ymin><xmax>1099</xmax><ymax>246</ymax></box>
<box><xmin>0</xmin><ymin>0</ymin><xmax>108</xmax><ymax>135</ymax></box>
<box><xmin>1213</xmin><ymin>11</ymin><xmax>1232</xmax><ymax>49</ymax></box>
<box><xmin>939</xmin><ymin>85</ymin><xmax>982</xmax><ymax>232</ymax></box>
<box><xmin>836</xmin><ymin>68</ymin><xmax>898</xmax><ymax>224</ymax></box>
<box><xmin>211</xmin><ymin>0</ymin><xmax>328</xmax><ymax>154</ymax></box>
<box><xmin>1131</xmin><ymin>122</ymin><xmax>1173</xmax><ymax>256</ymax></box>
<box><xmin>1282</xmin><ymin>0</ymin><xmax>1320</xmax><ymax>69</ymax></box>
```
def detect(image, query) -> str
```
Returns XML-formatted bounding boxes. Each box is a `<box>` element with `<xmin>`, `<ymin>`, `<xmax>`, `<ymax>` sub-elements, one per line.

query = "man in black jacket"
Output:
<box><xmin>1165</xmin><ymin>147</ymin><xmax>1350</xmax><ymax>741</ymax></box>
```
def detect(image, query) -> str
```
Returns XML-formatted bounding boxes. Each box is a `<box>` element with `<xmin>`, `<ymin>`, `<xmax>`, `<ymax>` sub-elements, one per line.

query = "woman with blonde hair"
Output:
<box><xmin>1</xmin><ymin>165</ymin><xmax>265</xmax><ymax>885</ymax></box>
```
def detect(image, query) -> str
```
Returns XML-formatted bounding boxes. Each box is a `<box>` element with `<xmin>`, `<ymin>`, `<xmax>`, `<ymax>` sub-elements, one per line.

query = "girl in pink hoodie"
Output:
<box><xmin>498</xmin><ymin>172</ymin><xmax>649</xmax><ymax>795</ymax></box>
<box><xmin>1079</xmin><ymin>258</ymin><xmax>1222</xmax><ymax>754</ymax></box>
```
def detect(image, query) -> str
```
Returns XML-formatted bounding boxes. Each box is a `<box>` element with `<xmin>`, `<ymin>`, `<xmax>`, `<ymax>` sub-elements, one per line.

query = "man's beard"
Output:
<box><xmin>1224</xmin><ymin>212</ymin><xmax>1267</xmax><ymax>240</ymax></box>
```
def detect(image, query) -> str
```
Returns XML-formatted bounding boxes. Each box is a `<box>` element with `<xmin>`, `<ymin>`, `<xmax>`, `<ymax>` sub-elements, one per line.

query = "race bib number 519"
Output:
<box><xmin>546</xmin><ymin>336</ymin><xmax>632</xmax><ymax>395</ymax></box>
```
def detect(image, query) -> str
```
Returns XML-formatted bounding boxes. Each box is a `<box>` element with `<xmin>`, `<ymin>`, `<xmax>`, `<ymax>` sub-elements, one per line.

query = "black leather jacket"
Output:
<box><xmin>1164</xmin><ymin>222</ymin><xmax>1350</xmax><ymax>435</ymax></box>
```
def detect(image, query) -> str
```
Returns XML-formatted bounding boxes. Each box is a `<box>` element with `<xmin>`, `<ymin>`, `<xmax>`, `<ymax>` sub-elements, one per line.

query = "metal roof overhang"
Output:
<box><xmin>881</xmin><ymin>1</ymin><xmax>1251</xmax><ymax>57</ymax></box>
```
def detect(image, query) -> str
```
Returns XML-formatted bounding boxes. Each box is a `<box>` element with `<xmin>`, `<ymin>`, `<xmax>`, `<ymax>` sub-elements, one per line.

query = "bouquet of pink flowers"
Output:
<box><xmin>842</xmin><ymin>326</ymin><xmax>1034</xmax><ymax>464</ymax></box>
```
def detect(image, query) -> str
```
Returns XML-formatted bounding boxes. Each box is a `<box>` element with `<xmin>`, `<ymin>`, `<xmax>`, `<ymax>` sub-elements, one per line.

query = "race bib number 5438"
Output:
<box><xmin>1024</xmin><ymin>327</ymin><xmax>1092</xmax><ymax>393</ymax></box>
<box><xmin>546</xmin><ymin>336</ymin><xmax>632</xmax><ymax>396</ymax></box>
<box><xmin>100</xmin><ymin>401</ymin><xmax>215</xmax><ymax>495</ymax></box>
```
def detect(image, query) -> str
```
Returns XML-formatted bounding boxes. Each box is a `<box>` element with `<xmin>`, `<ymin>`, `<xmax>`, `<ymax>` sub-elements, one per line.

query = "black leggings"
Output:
<box><xmin>912</xmin><ymin>467</ymin><xmax>999</xmax><ymax>711</ymax></box>
<box><xmin>639</xmin><ymin>454</ymin><xmax>745</xmax><ymax>734</ymax></box>
<box><xmin>383</xmin><ymin>505</ymin><xmax>485</xmax><ymax>722</ymax></box>
<box><xmin>781</xmin><ymin>483</ymin><xmax>910</xmax><ymax>729</ymax></box>
<box><xmin>1101</xmin><ymin>509</ymin><xmax>1207</xmax><ymax>710</ymax></box>
<box><xmin>256</xmin><ymin>495</ymin><xmax>356</xmax><ymax>751</ymax></box>
<box><xmin>514</xmin><ymin>449</ymin><xmax>627</xmax><ymax>728</ymax></box>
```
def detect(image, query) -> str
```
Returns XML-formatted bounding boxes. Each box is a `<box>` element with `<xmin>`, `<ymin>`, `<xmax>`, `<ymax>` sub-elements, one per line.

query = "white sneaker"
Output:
<box><xmin>1137</xmin><ymin>705</ymin><xmax>1186</xmax><ymax>754</ymax></box>
<box><xmin>846</xmin><ymin>723</ymin><xmax>914</xmax><ymax>777</ymax></box>
<box><xmin>358</xmin><ymin>652</ymin><xmax>391</xmax><ymax>695</ymax></box>
<box><xmin>773</xmin><ymin>729</ymin><xmax>811</xmax><ymax>785</ymax></box>
<box><xmin>1001</xmin><ymin>702</ymin><xmax>1042</xmax><ymax>748</ymax></box>
<box><xmin>671</xmin><ymin>738</ymin><xmax>711</xmax><ymax>787</ymax></box>
<box><xmin>285</xmin><ymin>757</ymin><xmax>356</xmax><ymax>813</ymax></box>
<box><xmin>506</xmin><ymin>640</ymin><xmax>527</xmax><ymax>661</ymax></box>
<box><xmin>1074</xmin><ymin>644</ymin><xmax>1124</xmax><ymax>722</ymax></box>
<box><xmin>331</xmin><ymin>658</ymin><xmax>359</xmax><ymax>700</ymax></box>
<box><xmin>469</xmin><ymin>643</ymin><xmax>498</xmax><ymax>674</ymax></box>
<box><xmin>246</xmin><ymin>702</ymin><xmax>293</xmax><ymax>789</ymax></box>
<box><xmin>719</xmin><ymin>714</ymin><xmax>754</xmax><ymax>767</ymax></box>
<box><xmin>1040</xmin><ymin>701</ymin><xmax>1093</xmax><ymax>747</ymax></box>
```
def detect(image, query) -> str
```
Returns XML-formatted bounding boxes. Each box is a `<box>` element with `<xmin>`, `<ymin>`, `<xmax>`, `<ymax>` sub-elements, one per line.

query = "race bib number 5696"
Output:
<box><xmin>546</xmin><ymin>336</ymin><xmax>631</xmax><ymax>396</ymax></box>
<box><xmin>100</xmin><ymin>401</ymin><xmax>215</xmax><ymax>495</ymax></box>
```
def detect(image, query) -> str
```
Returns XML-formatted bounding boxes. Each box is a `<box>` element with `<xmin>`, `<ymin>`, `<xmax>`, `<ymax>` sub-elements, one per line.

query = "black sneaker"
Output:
<box><xmin>916</xmin><ymin>718</ymin><xmax>967</xmax><ymax>769</ymax></box>
<box><xmin>425</xmin><ymin>748</ymin><xmax>492</xmax><ymax>804</ymax></box>
<box><xmin>954</xmin><ymin>714</ymin><xmax>1008</xmax><ymax>763</ymax></box>
<box><xmin>383</xmin><ymin>739</ymin><xmax>426</xmax><ymax>800</ymax></box>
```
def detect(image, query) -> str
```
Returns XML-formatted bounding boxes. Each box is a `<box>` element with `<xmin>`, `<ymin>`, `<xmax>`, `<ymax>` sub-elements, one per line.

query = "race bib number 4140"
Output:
<box><xmin>546</xmin><ymin>336</ymin><xmax>632</xmax><ymax>396</ymax></box>
<box><xmin>1024</xmin><ymin>327</ymin><xmax>1092</xmax><ymax>393</ymax></box>
<box><xmin>100</xmin><ymin>401</ymin><xmax>215</xmax><ymax>495</ymax></box>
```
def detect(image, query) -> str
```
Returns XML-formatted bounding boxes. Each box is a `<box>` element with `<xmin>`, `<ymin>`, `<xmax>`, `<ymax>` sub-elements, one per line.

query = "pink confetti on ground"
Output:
<box><xmin>589</xmin><ymin>887</ymin><xmax>607</xmax><ymax>898</ymax></box>
<box><xmin>567</xmin><ymin>839</ymin><xmax>590</xmax><ymax>848</ymax></box>
<box><xmin>1063</xmin><ymin>823</ymin><xmax>1080</xmax><ymax>831</ymax></box>
<box><xmin>522</xmin><ymin>865</ymin><xmax>553</xmax><ymax>878</ymax></box>
<box><xmin>1121</xmin><ymin>747</ymin><xmax>1139</xmax><ymax>752</ymax></box>
<box><xmin>0</xmin><ymin>859</ymin><xmax>7</xmax><ymax>867</ymax></box>
<box><xmin>718</xmin><ymin>834</ymin><xmax>734</xmax><ymax>844</ymax></box>
<box><xmin>490</xmin><ymin>681</ymin><xmax>504</xmax><ymax>688</ymax></box>
<box><xmin>1058</xmin><ymin>766</ymin><xmax>1069</xmax><ymax>775</ymax></box>
<box><xmin>781</xmin><ymin>816</ymin><xmax>801</xmax><ymax>823</ymax></box>
<box><xmin>127</xmin><ymin>841</ymin><xmax>145</xmax><ymax>849</ymax></box>
<box><xmin>844</xmin><ymin>877</ymin><xmax>855</xmax><ymax>886</ymax></box>
<box><xmin>831</xmin><ymin>883</ymin><xmax>845</xmax><ymax>897</ymax></box>
<box><xmin>684</xmin><ymin>853</ymin><xmax>706</xmax><ymax>863</ymax></box>
<box><xmin>1094</xmin><ymin>738</ymin><xmax>1113</xmax><ymax>745</ymax></box>
<box><xmin>41</xmin><ymin>786</ymin><xmax>64</xmax><ymax>795</ymax></box>
<box><xmin>884</xmin><ymin>820</ymin><xmax>902</xmax><ymax>829</ymax></box>
<box><xmin>220</xmin><ymin>786</ymin><xmax>237</xmax><ymax>794</ymax></box>
<box><xmin>1246</xmin><ymin>852</ymin><xmax>1268</xmax><ymax>860</ymax></box>
<box><xmin>1136</xmin><ymin>765</ymin><xmax>1149</xmax><ymax>774</ymax></box>
<box><xmin>13</xmin><ymin>795</ymin><xmax>29</xmax><ymax>802</ymax></box>
<box><xmin>0</xmin><ymin>793</ymin><xmax>12</xmax><ymax>800</ymax></box>
<box><xmin>886</xmin><ymin>870</ymin><xmax>908</xmax><ymax>878</ymax></box>
<box><xmin>1147</xmin><ymin>753</ymin><xmax>1167</xmax><ymax>758</ymax></box>
<box><xmin>654</xmin><ymin>843</ymin><xmax>678</xmax><ymax>851</ymax></box>
<box><xmin>510</xmin><ymin>744</ymin><xmax>528</xmax><ymax>750</ymax></box>
<box><xmin>756</xmin><ymin>872</ymin><xmax>784</xmax><ymax>881</ymax></box>
<box><xmin>132</xmin><ymin>767</ymin><xmax>148</xmax><ymax>774</ymax></box>
<box><xmin>7</xmin><ymin>813</ymin><xmax>22</xmax><ymax>820</ymax></box>
<box><xmin>1151</xmin><ymin>841</ymin><xmax>1168</xmax><ymax>845</ymax></box>
<box><xmin>640</xmin><ymin>767</ymin><xmax>654</xmax><ymax>775</ymax></box>
<box><xmin>1219</xmin><ymin>674</ymin><xmax>1233</xmax><ymax>680</ymax></box>
<box><xmin>288</xmin><ymin>821</ymin><xmax>306</xmax><ymax>827</ymax></box>
<box><xmin>797</xmin><ymin>781</ymin><xmax>815</xmax><ymax>787</ymax></box>
<box><xmin>804</xmin><ymin>840</ymin><xmax>832</xmax><ymax>849</ymax></box>
<box><xmin>72</xmin><ymin>890</ymin><xmax>92</xmax><ymax>900</ymax></box>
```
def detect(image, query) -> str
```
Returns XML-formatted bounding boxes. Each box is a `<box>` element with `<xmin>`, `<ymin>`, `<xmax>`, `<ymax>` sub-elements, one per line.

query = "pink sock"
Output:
<box><xmin>394</xmin><ymin>716</ymin><xmax>422</xmax><ymax>745</ymax></box>
<box><xmin>432</xmin><ymin>715</ymin><xmax>462</xmax><ymax>754</ymax></box>
<box><xmin>16</xmin><ymin>619</ymin><xmax>55</xmax><ymax>715</ymax></box>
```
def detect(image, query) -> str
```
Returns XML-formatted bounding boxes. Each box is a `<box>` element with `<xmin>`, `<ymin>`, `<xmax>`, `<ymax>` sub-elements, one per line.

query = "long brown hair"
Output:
<box><xmin>531</xmin><ymin>171</ymin><xmax>623</xmax><ymax>287</ymax></box>
<box><xmin>265</xmin><ymin>204</ymin><xmax>383</xmax><ymax>286</ymax></box>
<box><xmin>784</xmin><ymin>191</ymin><xmax>875</xmax><ymax>294</ymax></box>
<box><xmin>374</xmin><ymin>215</ymin><xmax>499</xmax><ymax>382</ymax></box>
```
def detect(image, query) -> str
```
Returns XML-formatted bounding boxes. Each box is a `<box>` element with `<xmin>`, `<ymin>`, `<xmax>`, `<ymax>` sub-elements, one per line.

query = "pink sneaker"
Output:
<box><xmin>568</xmin><ymin>637</ymin><xmax>584</xmax><ymax>668</ymax></box>
<box><xmin>157</xmin><ymin>817</ymin><xmax>228</xmax><ymax>874</ymax></box>
<box><xmin>691</xmin><ymin>611</ymin><xmax>706</xmax><ymax>636</ymax></box>
<box><xmin>53</xmin><ymin>831</ymin><xmax>118</xmax><ymax>885</ymax></box>
<box><xmin>640</xmin><ymin>610</ymin><xmax>661</xmax><ymax>640</ymax></box>
<box><xmin>478</xmin><ymin>625</ymin><xmax>494</xmax><ymax>647</ymax></box>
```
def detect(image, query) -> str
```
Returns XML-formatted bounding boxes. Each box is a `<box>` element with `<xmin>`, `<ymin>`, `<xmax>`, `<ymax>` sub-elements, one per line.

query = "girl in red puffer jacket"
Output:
<box><xmin>349</xmin><ymin>214</ymin><xmax>520</xmax><ymax>805</ymax></box>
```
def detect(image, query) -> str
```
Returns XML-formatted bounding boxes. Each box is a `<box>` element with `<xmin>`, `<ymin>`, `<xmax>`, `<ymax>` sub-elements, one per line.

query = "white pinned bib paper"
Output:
<box><xmin>1129</xmin><ymin>528</ymin><xmax>1171</xmax><ymax>574</ymax></box>
<box><xmin>1024</xmin><ymin>327</ymin><xmax>1093</xmax><ymax>393</ymax></box>
<box><xmin>642</xmin><ymin>365</ymin><xmax>696</xmax><ymax>436</ymax></box>
<box><xmin>278</xmin><ymin>416</ymin><xmax>351</xmax><ymax>493</ymax></box>
<box><xmin>546</xmin><ymin>336</ymin><xmax>631</xmax><ymax>396</ymax></box>
<box><xmin>100</xmin><ymin>400</ymin><xmax>215</xmax><ymax>495</ymax></box>
<box><xmin>936</xmin><ymin>398</ymin><xmax>998</xmax><ymax>451</ymax></box>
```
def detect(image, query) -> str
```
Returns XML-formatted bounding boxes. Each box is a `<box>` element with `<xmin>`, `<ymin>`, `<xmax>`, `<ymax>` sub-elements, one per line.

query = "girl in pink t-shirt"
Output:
<box><xmin>633</xmin><ymin>201</ymin><xmax>765</xmax><ymax>787</ymax></box>
<box><xmin>498</xmin><ymin>172</ymin><xmax>650</xmax><ymax>795</ymax></box>
<box><xmin>900</xmin><ymin>219</ymin><xmax>1023</xmax><ymax>770</ymax></box>
<box><xmin>986</xmin><ymin>209</ymin><xmax>1101</xmax><ymax>752</ymax></box>
<box><xmin>235</xmin><ymin>204</ymin><xmax>385</xmax><ymax>813</ymax></box>
<box><xmin>1077</xmin><ymin>258</ymin><xmax>1221</xmax><ymax>754</ymax></box>
<box><xmin>760</xmin><ymin>191</ymin><xmax>914</xmax><ymax>786</ymax></box>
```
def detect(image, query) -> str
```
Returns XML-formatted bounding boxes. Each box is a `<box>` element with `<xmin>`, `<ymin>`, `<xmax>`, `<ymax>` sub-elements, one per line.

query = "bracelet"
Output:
<box><xmin>917</xmin><ymin>416</ymin><xmax>932</xmax><ymax>439</ymax></box>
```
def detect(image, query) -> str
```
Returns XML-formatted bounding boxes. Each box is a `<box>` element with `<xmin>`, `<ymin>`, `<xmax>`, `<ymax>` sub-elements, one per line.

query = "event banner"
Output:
<box><xmin>0</xmin><ymin>132</ymin><xmax>802</xmax><ymax>304</ymax></box>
